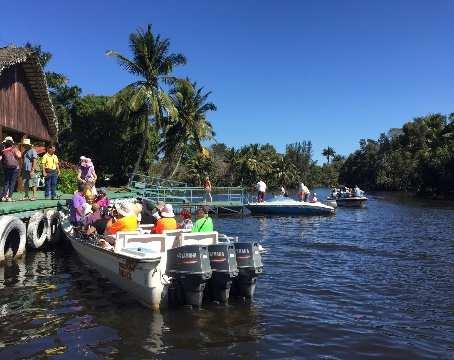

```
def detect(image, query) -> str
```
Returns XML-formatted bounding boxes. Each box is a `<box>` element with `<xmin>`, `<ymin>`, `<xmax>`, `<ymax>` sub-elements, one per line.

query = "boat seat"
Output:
<box><xmin>119</xmin><ymin>234</ymin><xmax>168</xmax><ymax>253</ymax></box>
<box><xmin>139</xmin><ymin>224</ymin><xmax>155</xmax><ymax>233</ymax></box>
<box><xmin>178</xmin><ymin>231</ymin><xmax>219</xmax><ymax>247</ymax></box>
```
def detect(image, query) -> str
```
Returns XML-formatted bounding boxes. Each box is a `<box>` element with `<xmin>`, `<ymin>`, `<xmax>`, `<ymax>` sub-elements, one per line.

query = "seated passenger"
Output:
<box><xmin>105</xmin><ymin>201</ymin><xmax>138</xmax><ymax>235</ymax></box>
<box><xmin>309</xmin><ymin>193</ymin><xmax>318</xmax><ymax>203</ymax></box>
<box><xmin>85</xmin><ymin>203</ymin><xmax>102</xmax><ymax>227</ymax></box>
<box><xmin>154</xmin><ymin>204</ymin><xmax>177</xmax><ymax>234</ymax></box>
<box><xmin>192</xmin><ymin>207</ymin><xmax>214</xmax><ymax>233</ymax></box>
<box><xmin>95</xmin><ymin>188</ymin><xmax>109</xmax><ymax>209</ymax></box>
<box><xmin>70</xmin><ymin>183</ymin><xmax>87</xmax><ymax>226</ymax></box>
<box><xmin>178</xmin><ymin>208</ymin><xmax>193</xmax><ymax>230</ymax></box>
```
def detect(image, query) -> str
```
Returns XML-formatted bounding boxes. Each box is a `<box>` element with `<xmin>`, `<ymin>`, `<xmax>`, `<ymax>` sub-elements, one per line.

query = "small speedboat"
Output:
<box><xmin>59</xmin><ymin>211</ymin><xmax>264</xmax><ymax>309</ymax></box>
<box><xmin>246</xmin><ymin>196</ymin><xmax>335</xmax><ymax>216</ymax></box>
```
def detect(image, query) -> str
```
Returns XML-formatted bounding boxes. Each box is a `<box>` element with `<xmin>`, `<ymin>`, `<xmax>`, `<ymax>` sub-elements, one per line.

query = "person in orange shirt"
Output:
<box><xmin>154</xmin><ymin>204</ymin><xmax>177</xmax><ymax>234</ymax></box>
<box><xmin>105</xmin><ymin>201</ymin><xmax>138</xmax><ymax>235</ymax></box>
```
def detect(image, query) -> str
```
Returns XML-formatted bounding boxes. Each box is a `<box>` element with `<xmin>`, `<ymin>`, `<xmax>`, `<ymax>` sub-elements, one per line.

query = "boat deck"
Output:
<box><xmin>0</xmin><ymin>189</ymin><xmax>138</xmax><ymax>218</ymax></box>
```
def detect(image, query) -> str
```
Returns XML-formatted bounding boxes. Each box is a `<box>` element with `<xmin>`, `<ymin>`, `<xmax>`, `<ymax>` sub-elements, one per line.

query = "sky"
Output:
<box><xmin>2</xmin><ymin>0</ymin><xmax>454</xmax><ymax>162</ymax></box>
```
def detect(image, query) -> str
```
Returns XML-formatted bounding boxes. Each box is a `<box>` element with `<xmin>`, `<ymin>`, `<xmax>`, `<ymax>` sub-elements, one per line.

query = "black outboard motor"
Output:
<box><xmin>207</xmin><ymin>243</ymin><xmax>238</xmax><ymax>304</ymax></box>
<box><xmin>166</xmin><ymin>245</ymin><xmax>212</xmax><ymax>307</ymax></box>
<box><xmin>233</xmin><ymin>242</ymin><xmax>263</xmax><ymax>300</ymax></box>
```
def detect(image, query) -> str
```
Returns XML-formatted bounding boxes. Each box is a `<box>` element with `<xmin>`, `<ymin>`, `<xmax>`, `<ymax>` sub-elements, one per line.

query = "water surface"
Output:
<box><xmin>1</xmin><ymin>191</ymin><xmax>454</xmax><ymax>359</ymax></box>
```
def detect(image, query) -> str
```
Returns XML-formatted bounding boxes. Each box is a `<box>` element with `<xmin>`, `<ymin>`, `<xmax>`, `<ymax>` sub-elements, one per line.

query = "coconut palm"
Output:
<box><xmin>106</xmin><ymin>24</ymin><xmax>186</xmax><ymax>181</ymax></box>
<box><xmin>161</xmin><ymin>79</ymin><xmax>216</xmax><ymax>178</ymax></box>
<box><xmin>322</xmin><ymin>146</ymin><xmax>336</xmax><ymax>164</ymax></box>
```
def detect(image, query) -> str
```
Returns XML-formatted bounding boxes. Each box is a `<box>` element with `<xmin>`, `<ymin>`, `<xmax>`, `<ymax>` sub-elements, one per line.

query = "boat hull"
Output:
<box><xmin>246</xmin><ymin>203</ymin><xmax>335</xmax><ymax>216</ymax></box>
<box><xmin>334</xmin><ymin>197</ymin><xmax>368</xmax><ymax>208</ymax></box>
<box><xmin>63</xmin><ymin>230</ymin><xmax>166</xmax><ymax>309</ymax></box>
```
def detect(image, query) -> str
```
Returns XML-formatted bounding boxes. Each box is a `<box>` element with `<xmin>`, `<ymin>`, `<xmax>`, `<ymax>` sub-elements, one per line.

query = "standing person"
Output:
<box><xmin>192</xmin><ymin>207</ymin><xmax>214</xmax><ymax>233</ymax></box>
<box><xmin>300</xmin><ymin>183</ymin><xmax>310</xmax><ymax>202</ymax></box>
<box><xmin>204</xmin><ymin>176</ymin><xmax>212</xmax><ymax>203</ymax></box>
<box><xmin>256</xmin><ymin>180</ymin><xmax>267</xmax><ymax>203</ymax></box>
<box><xmin>22</xmin><ymin>139</ymin><xmax>38</xmax><ymax>201</ymax></box>
<box><xmin>42</xmin><ymin>145</ymin><xmax>60</xmax><ymax>200</ymax></box>
<box><xmin>1</xmin><ymin>137</ymin><xmax>21</xmax><ymax>202</ymax></box>
<box><xmin>77</xmin><ymin>156</ymin><xmax>97</xmax><ymax>195</ymax></box>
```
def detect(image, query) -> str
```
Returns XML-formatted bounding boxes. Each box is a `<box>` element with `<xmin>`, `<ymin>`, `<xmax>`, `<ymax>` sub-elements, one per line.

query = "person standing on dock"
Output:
<box><xmin>21</xmin><ymin>139</ymin><xmax>38</xmax><ymax>201</ymax></box>
<box><xmin>204</xmin><ymin>176</ymin><xmax>213</xmax><ymax>202</ymax></box>
<box><xmin>256</xmin><ymin>180</ymin><xmax>267</xmax><ymax>203</ymax></box>
<box><xmin>42</xmin><ymin>145</ymin><xmax>60</xmax><ymax>200</ymax></box>
<box><xmin>1</xmin><ymin>136</ymin><xmax>21</xmax><ymax>202</ymax></box>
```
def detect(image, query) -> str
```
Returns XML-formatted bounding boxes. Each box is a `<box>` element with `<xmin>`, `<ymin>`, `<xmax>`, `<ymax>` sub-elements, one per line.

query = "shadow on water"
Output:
<box><xmin>1</xmin><ymin>191</ymin><xmax>454</xmax><ymax>358</ymax></box>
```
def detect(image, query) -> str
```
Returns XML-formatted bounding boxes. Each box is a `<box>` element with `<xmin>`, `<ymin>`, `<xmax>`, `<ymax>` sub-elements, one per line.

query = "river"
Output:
<box><xmin>1</xmin><ymin>190</ymin><xmax>454</xmax><ymax>359</ymax></box>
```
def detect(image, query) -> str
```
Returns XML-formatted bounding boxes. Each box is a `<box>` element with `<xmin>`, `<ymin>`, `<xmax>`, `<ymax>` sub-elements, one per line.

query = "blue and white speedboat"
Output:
<box><xmin>246</xmin><ymin>197</ymin><xmax>335</xmax><ymax>216</ymax></box>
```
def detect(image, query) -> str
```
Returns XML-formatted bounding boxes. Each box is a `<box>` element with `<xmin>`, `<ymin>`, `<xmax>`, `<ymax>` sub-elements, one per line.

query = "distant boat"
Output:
<box><xmin>246</xmin><ymin>197</ymin><xmax>335</xmax><ymax>216</ymax></box>
<box><xmin>327</xmin><ymin>195</ymin><xmax>368</xmax><ymax>208</ymax></box>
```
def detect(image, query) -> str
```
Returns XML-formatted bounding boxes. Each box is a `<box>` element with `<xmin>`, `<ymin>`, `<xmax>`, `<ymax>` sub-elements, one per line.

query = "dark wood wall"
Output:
<box><xmin>0</xmin><ymin>65</ymin><xmax>51</xmax><ymax>141</ymax></box>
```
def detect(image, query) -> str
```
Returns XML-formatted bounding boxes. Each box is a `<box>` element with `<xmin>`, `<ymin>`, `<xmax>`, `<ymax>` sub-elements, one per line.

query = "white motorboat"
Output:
<box><xmin>246</xmin><ymin>196</ymin><xmax>335</xmax><ymax>216</ymax></box>
<box><xmin>60</xmin><ymin>211</ymin><xmax>263</xmax><ymax>309</ymax></box>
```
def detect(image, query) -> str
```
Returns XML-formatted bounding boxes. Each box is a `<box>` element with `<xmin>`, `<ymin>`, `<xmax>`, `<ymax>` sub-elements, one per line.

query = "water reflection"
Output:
<box><xmin>1</xmin><ymin>193</ymin><xmax>454</xmax><ymax>358</ymax></box>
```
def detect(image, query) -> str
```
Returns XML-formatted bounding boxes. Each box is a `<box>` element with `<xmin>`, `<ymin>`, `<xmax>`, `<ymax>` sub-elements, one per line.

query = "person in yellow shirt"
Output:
<box><xmin>42</xmin><ymin>145</ymin><xmax>60</xmax><ymax>200</ymax></box>
<box><xmin>153</xmin><ymin>204</ymin><xmax>177</xmax><ymax>234</ymax></box>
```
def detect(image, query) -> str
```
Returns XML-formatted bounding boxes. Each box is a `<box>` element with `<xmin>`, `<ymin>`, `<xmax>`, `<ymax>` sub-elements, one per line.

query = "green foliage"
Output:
<box><xmin>340</xmin><ymin>113</ymin><xmax>454</xmax><ymax>195</ymax></box>
<box><xmin>57</xmin><ymin>168</ymin><xmax>78</xmax><ymax>194</ymax></box>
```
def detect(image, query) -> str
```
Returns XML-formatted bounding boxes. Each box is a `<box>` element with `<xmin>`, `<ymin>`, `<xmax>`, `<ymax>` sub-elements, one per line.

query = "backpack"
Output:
<box><xmin>1</xmin><ymin>148</ymin><xmax>19</xmax><ymax>169</ymax></box>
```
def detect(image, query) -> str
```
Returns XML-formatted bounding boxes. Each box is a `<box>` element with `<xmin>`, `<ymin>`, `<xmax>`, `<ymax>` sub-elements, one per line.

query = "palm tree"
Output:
<box><xmin>161</xmin><ymin>79</ymin><xmax>216</xmax><ymax>178</ymax></box>
<box><xmin>322</xmin><ymin>146</ymin><xmax>336</xmax><ymax>164</ymax></box>
<box><xmin>106</xmin><ymin>24</ymin><xmax>186</xmax><ymax>181</ymax></box>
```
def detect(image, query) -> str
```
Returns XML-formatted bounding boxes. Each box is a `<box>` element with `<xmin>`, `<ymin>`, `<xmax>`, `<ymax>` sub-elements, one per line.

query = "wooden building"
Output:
<box><xmin>0</xmin><ymin>46</ymin><xmax>57</xmax><ymax>144</ymax></box>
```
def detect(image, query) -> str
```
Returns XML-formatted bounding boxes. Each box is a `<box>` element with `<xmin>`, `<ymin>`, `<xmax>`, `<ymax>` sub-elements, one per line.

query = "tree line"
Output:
<box><xmin>28</xmin><ymin>24</ymin><xmax>454</xmax><ymax>196</ymax></box>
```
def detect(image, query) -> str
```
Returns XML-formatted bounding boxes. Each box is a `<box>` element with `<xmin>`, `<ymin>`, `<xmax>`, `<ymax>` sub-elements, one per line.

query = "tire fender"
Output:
<box><xmin>46</xmin><ymin>209</ymin><xmax>61</xmax><ymax>243</ymax></box>
<box><xmin>0</xmin><ymin>215</ymin><xmax>26</xmax><ymax>262</ymax></box>
<box><xmin>27</xmin><ymin>211</ymin><xmax>49</xmax><ymax>249</ymax></box>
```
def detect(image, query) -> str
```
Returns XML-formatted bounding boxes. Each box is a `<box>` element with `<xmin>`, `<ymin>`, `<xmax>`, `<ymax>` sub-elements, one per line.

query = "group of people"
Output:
<box><xmin>151</xmin><ymin>201</ymin><xmax>214</xmax><ymax>233</ymax></box>
<box><xmin>256</xmin><ymin>180</ymin><xmax>318</xmax><ymax>203</ymax></box>
<box><xmin>1</xmin><ymin>136</ymin><xmax>60</xmax><ymax>202</ymax></box>
<box><xmin>331</xmin><ymin>185</ymin><xmax>364</xmax><ymax>198</ymax></box>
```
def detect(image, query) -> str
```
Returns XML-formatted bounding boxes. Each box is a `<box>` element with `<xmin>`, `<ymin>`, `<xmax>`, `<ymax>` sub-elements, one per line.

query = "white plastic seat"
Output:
<box><xmin>179</xmin><ymin>231</ymin><xmax>219</xmax><ymax>247</ymax></box>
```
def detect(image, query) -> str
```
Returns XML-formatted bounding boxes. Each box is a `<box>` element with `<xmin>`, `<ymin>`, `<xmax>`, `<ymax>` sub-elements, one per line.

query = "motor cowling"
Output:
<box><xmin>207</xmin><ymin>243</ymin><xmax>238</xmax><ymax>303</ymax></box>
<box><xmin>232</xmin><ymin>242</ymin><xmax>263</xmax><ymax>300</ymax></box>
<box><xmin>166</xmin><ymin>245</ymin><xmax>212</xmax><ymax>307</ymax></box>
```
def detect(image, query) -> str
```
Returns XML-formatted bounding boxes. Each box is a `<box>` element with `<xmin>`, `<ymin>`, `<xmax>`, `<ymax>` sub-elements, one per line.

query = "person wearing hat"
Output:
<box><xmin>1</xmin><ymin>137</ymin><xmax>21</xmax><ymax>202</ymax></box>
<box><xmin>77</xmin><ymin>156</ymin><xmax>97</xmax><ymax>195</ymax></box>
<box><xmin>153</xmin><ymin>204</ymin><xmax>177</xmax><ymax>234</ymax></box>
<box><xmin>94</xmin><ymin>187</ymin><xmax>109</xmax><ymax>209</ymax></box>
<box><xmin>21</xmin><ymin>138</ymin><xmax>38</xmax><ymax>201</ymax></box>
<box><xmin>192</xmin><ymin>206</ymin><xmax>214</xmax><ymax>233</ymax></box>
<box><xmin>105</xmin><ymin>201</ymin><xmax>138</xmax><ymax>235</ymax></box>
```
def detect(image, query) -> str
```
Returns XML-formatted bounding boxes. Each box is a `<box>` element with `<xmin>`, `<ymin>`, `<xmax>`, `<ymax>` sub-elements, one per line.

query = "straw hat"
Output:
<box><xmin>114</xmin><ymin>201</ymin><xmax>133</xmax><ymax>217</ymax></box>
<box><xmin>160</xmin><ymin>204</ymin><xmax>175</xmax><ymax>218</ymax></box>
<box><xmin>22</xmin><ymin>138</ymin><xmax>32</xmax><ymax>146</ymax></box>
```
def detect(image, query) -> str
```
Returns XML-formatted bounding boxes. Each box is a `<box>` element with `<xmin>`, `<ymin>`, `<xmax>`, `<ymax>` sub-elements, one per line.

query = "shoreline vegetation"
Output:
<box><xmin>15</xmin><ymin>24</ymin><xmax>454</xmax><ymax>198</ymax></box>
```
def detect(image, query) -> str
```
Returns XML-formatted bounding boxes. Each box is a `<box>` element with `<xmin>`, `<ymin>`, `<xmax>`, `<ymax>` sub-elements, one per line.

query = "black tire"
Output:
<box><xmin>27</xmin><ymin>211</ymin><xmax>49</xmax><ymax>249</ymax></box>
<box><xmin>46</xmin><ymin>209</ymin><xmax>61</xmax><ymax>243</ymax></box>
<box><xmin>0</xmin><ymin>215</ymin><xmax>26</xmax><ymax>262</ymax></box>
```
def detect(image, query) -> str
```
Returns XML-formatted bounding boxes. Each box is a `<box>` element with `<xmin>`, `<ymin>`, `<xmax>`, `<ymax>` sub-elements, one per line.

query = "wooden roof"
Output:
<box><xmin>0</xmin><ymin>46</ymin><xmax>58</xmax><ymax>138</ymax></box>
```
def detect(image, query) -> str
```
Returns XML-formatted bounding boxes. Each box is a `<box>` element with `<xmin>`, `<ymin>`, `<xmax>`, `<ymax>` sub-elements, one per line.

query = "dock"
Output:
<box><xmin>130</xmin><ymin>173</ymin><xmax>246</xmax><ymax>215</ymax></box>
<box><xmin>0</xmin><ymin>189</ymin><xmax>138</xmax><ymax>219</ymax></box>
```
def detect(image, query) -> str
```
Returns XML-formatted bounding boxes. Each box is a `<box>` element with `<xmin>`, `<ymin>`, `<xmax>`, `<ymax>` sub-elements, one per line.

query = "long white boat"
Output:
<box><xmin>60</xmin><ymin>211</ymin><xmax>263</xmax><ymax>309</ymax></box>
<box><xmin>246</xmin><ymin>197</ymin><xmax>335</xmax><ymax>216</ymax></box>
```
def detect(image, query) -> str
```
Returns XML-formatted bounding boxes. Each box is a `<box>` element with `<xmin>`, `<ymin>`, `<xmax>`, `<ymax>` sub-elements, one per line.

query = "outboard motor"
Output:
<box><xmin>166</xmin><ymin>245</ymin><xmax>212</xmax><ymax>307</ymax></box>
<box><xmin>207</xmin><ymin>243</ymin><xmax>238</xmax><ymax>304</ymax></box>
<box><xmin>232</xmin><ymin>242</ymin><xmax>263</xmax><ymax>300</ymax></box>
